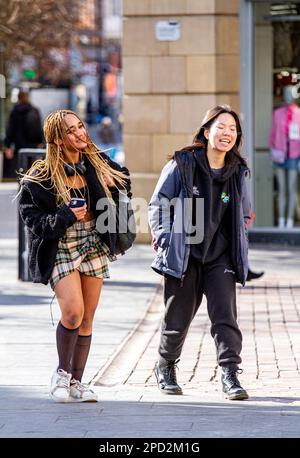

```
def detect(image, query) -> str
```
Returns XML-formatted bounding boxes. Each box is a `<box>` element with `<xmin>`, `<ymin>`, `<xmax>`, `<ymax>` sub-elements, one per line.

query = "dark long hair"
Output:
<box><xmin>170</xmin><ymin>105</ymin><xmax>247</xmax><ymax>168</ymax></box>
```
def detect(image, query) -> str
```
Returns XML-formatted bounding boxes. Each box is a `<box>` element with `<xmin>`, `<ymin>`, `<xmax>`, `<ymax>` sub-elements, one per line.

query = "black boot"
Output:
<box><xmin>221</xmin><ymin>367</ymin><xmax>249</xmax><ymax>400</ymax></box>
<box><xmin>154</xmin><ymin>359</ymin><xmax>182</xmax><ymax>395</ymax></box>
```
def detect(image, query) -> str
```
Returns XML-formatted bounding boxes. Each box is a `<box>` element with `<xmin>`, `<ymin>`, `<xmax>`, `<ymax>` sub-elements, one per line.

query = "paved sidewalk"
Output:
<box><xmin>0</xmin><ymin>182</ymin><xmax>159</xmax><ymax>387</ymax></box>
<box><xmin>0</xmin><ymin>239</ymin><xmax>160</xmax><ymax>438</ymax></box>
<box><xmin>1</xmin><ymin>242</ymin><xmax>300</xmax><ymax>437</ymax></box>
<box><xmin>1</xmin><ymin>183</ymin><xmax>300</xmax><ymax>438</ymax></box>
<box><xmin>90</xmin><ymin>246</ymin><xmax>300</xmax><ymax>438</ymax></box>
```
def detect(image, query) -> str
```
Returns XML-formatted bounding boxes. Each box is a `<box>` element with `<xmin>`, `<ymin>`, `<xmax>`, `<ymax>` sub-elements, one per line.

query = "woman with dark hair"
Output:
<box><xmin>149</xmin><ymin>105</ymin><xmax>250</xmax><ymax>400</ymax></box>
<box><xmin>18</xmin><ymin>110</ymin><xmax>132</xmax><ymax>403</ymax></box>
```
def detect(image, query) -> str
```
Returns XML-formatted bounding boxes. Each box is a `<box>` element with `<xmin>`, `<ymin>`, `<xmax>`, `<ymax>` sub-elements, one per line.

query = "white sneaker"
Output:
<box><xmin>286</xmin><ymin>218</ymin><xmax>294</xmax><ymax>228</ymax></box>
<box><xmin>50</xmin><ymin>369</ymin><xmax>72</xmax><ymax>402</ymax></box>
<box><xmin>69</xmin><ymin>379</ymin><xmax>98</xmax><ymax>402</ymax></box>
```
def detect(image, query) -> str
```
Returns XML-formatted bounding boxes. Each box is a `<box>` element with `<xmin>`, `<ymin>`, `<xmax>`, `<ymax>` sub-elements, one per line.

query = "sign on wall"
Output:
<box><xmin>155</xmin><ymin>20</ymin><xmax>181</xmax><ymax>41</ymax></box>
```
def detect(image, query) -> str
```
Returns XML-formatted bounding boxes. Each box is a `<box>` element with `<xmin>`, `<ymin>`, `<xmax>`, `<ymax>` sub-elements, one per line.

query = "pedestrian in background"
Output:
<box><xmin>149</xmin><ymin>105</ymin><xmax>250</xmax><ymax>400</ymax></box>
<box><xmin>3</xmin><ymin>90</ymin><xmax>43</xmax><ymax>179</ymax></box>
<box><xmin>18</xmin><ymin>109</ymin><xmax>131</xmax><ymax>402</ymax></box>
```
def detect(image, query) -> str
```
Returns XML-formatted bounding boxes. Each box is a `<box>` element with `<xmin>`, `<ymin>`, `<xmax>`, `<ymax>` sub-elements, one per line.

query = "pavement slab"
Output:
<box><xmin>1</xmin><ymin>183</ymin><xmax>300</xmax><ymax>438</ymax></box>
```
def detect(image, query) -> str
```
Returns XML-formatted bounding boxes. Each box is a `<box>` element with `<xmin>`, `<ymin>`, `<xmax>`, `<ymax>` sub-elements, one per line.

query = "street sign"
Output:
<box><xmin>155</xmin><ymin>20</ymin><xmax>181</xmax><ymax>41</ymax></box>
<box><xmin>23</xmin><ymin>68</ymin><xmax>37</xmax><ymax>80</ymax></box>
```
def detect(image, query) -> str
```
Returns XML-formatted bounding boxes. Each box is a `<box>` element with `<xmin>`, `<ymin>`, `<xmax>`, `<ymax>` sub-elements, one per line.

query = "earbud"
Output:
<box><xmin>64</xmin><ymin>161</ymin><xmax>86</xmax><ymax>176</ymax></box>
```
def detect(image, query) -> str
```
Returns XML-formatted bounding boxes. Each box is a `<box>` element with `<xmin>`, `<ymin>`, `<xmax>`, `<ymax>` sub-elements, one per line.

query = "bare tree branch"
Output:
<box><xmin>0</xmin><ymin>0</ymin><xmax>80</xmax><ymax>62</ymax></box>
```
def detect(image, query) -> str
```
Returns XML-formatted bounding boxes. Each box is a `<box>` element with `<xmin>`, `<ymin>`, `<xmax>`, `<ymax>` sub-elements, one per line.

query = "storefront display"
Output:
<box><xmin>253</xmin><ymin>1</ymin><xmax>300</xmax><ymax>230</ymax></box>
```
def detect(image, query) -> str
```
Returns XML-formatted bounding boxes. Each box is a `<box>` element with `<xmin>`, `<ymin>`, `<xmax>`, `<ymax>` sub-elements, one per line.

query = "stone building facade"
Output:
<box><xmin>122</xmin><ymin>0</ymin><xmax>240</xmax><ymax>241</ymax></box>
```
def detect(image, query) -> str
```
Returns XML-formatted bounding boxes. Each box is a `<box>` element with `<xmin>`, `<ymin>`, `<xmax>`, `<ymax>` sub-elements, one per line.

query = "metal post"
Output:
<box><xmin>0</xmin><ymin>44</ymin><xmax>6</xmax><ymax>153</ymax></box>
<box><xmin>240</xmin><ymin>0</ymin><xmax>254</xmax><ymax>204</ymax></box>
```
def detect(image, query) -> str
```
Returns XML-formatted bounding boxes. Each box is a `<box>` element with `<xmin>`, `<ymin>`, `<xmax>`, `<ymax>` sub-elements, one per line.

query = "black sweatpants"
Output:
<box><xmin>159</xmin><ymin>252</ymin><xmax>242</xmax><ymax>368</ymax></box>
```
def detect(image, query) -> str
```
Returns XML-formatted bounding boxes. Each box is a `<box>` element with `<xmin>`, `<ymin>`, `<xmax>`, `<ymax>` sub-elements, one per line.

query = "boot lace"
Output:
<box><xmin>224</xmin><ymin>368</ymin><xmax>243</xmax><ymax>388</ymax></box>
<box><xmin>163</xmin><ymin>359</ymin><xmax>180</xmax><ymax>384</ymax></box>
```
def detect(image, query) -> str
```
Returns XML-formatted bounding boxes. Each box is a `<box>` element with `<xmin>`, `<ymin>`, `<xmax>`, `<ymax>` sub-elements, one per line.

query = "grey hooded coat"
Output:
<box><xmin>148</xmin><ymin>150</ymin><xmax>251</xmax><ymax>285</ymax></box>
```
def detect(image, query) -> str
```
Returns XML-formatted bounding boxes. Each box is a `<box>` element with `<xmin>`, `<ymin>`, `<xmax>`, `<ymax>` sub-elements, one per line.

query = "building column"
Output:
<box><xmin>123</xmin><ymin>0</ymin><xmax>240</xmax><ymax>242</ymax></box>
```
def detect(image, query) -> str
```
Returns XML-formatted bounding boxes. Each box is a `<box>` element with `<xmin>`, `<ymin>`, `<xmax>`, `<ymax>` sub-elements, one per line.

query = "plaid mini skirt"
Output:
<box><xmin>49</xmin><ymin>219</ymin><xmax>110</xmax><ymax>290</ymax></box>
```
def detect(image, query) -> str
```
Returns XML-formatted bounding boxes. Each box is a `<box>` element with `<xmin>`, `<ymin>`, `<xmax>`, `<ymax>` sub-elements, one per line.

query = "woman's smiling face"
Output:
<box><xmin>204</xmin><ymin>112</ymin><xmax>238</xmax><ymax>153</ymax></box>
<box><xmin>63</xmin><ymin>114</ymin><xmax>88</xmax><ymax>151</ymax></box>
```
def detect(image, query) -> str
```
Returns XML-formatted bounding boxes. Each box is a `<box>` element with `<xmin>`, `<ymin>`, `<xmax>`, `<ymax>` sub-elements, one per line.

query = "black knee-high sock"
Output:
<box><xmin>71</xmin><ymin>334</ymin><xmax>92</xmax><ymax>382</ymax></box>
<box><xmin>56</xmin><ymin>321</ymin><xmax>80</xmax><ymax>374</ymax></box>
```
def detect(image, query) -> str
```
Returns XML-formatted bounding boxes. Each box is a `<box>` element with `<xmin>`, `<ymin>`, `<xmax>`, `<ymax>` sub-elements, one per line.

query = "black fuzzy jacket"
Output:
<box><xmin>18</xmin><ymin>153</ymin><xmax>131</xmax><ymax>285</ymax></box>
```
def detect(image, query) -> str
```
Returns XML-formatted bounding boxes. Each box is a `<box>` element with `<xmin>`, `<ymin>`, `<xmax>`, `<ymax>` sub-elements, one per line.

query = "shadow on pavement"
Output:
<box><xmin>106</xmin><ymin>280</ymin><xmax>158</xmax><ymax>288</ymax></box>
<box><xmin>248</xmin><ymin>396</ymin><xmax>300</xmax><ymax>404</ymax></box>
<box><xmin>0</xmin><ymin>386</ymin><xmax>300</xmax><ymax>438</ymax></box>
<box><xmin>0</xmin><ymin>293</ymin><xmax>50</xmax><ymax>306</ymax></box>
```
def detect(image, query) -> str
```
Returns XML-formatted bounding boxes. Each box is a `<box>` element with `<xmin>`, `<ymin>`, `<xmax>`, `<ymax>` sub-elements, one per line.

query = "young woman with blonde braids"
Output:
<box><xmin>18</xmin><ymin>110</ymin><xmax>131</xmax><ymax>403</ymax></box>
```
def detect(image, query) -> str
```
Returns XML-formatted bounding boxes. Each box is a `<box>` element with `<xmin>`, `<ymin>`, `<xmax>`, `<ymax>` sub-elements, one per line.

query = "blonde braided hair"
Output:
<box><xmin>20</xmin><ymin>109</ymin><xmax>128</xmax><ymax>205</ymax></box>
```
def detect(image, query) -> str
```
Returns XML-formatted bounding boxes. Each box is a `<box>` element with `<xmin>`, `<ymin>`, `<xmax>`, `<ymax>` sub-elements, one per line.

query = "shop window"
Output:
<box><xmin>254</xmin><ymin>1</ymin><xmax>300</xmax><ymax>229</ymax></box>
